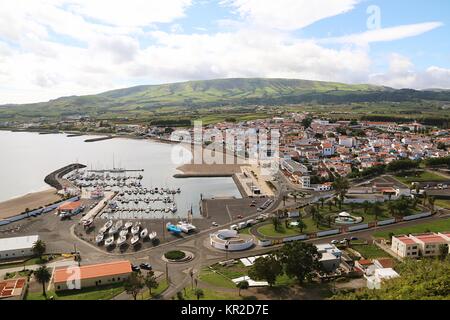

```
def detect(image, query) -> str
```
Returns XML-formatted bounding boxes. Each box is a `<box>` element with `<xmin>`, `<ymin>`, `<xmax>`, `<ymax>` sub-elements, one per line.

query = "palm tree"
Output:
<box><xmin>362</xmin><ymin>201</ymin><xmax>371</xmax><ymax>214</ymax></box>
<box><xmin>236</xmin><ymin>281</ymin><xmax>249</xmax><ymax>296</ymax></box>
<box><xmin>332</xmin><ymin>176</ymin><xmax>350</xmax><ymax>201</ymax></box>
<box><xmin>296</xmin><ymin>219</ymin><xmax>307</xmax><ymax>233</ymax></box>
<box><xmin>34</xmin><ymin>266</ymin><xmax>51</xmax><ymax>298</ymax></box>
<box><xmin>194</xmin><ymin>288</ymin><xmax>204</xmax><ymax>300</ymax></box>
<box><xmin>319</xmin><ymin>198</ymin><xmax>325</xmax><ymax>208</ymax></box>
<box><xmin>370</xmin><ymin>202</ymin><xmax>382</xmax><ymax>221</ymax></box>
<box><xmin>271</xmin><ymin>216</ymin><xmax>282</xmax><ymax>232</ymax></box>
<box><xmin>422</xmin><ymin>191</ymin><xmax>428</xmax><ymax>206</ymax></box>
<box><xmin>428</xmin><ymin>196</ymin><xmax>436</xmax><ymax>212</ymax></box>
<box><xmin>32</xmin><ymin>240</ymin><xmax>46</xmax><ymax>260</ymax></box>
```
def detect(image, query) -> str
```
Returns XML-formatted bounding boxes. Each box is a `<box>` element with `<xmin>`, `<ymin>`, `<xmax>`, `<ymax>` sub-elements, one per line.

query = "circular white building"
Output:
<box><xmin>210</xmin><ymin>229</ymin><xmax>254</xmax><ymax>251</ymax></box>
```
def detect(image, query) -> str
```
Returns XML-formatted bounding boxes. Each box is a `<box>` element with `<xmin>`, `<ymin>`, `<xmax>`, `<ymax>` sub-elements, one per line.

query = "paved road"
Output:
<box><xmin>1</xmin><ymin>171</ymin><xmax>449</xmax><ymax>300</ymax></box>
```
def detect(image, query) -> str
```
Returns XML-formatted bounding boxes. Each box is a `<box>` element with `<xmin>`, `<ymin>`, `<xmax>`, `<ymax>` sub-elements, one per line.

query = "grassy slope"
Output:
<box><xmin>373</xmin><ymin>218</ymin><xmax>450</xmax><ymax>239</ymax></box>
<box><xmin>0</xmin><ymin>78</ymin><xmax>387</xmax><ymax>118</ymax></box>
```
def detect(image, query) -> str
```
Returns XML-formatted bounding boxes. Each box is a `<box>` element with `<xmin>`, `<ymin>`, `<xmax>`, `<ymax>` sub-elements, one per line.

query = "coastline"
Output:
<box><xmin>0</xmin><ymin>189</ymin><xmax>61</xmax><ymax>220</ymax></box>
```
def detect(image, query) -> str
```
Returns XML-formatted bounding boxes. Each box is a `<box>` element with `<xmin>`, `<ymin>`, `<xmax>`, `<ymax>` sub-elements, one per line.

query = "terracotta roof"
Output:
<box><xmin>54</xmin><ymin>261</ymin><xmax>131</xmax><ymax>283</ymax></box>
<box><xmin>0</xmin><ymin>278</ymin><xmax>26</xmax><ymax>298</ymax></box>
<box><xmin>413</xmin><ymin>234</ymin><xmax>447</xmax><ymax>244</ymax></box>
<box><xmin>58</xmin><ymin>201</ymin><xmax>82</xmax><ymax>211</ymax></box>
<box><xmin>396</xmin><ymin>236</ymin><xmax>416</xmax><ymax>245</ymax></box>
<box><xmin>357</xmin><ymin>259</ymin><xmax>373</xmax><ymax>266</ymax></box>
<box><xmin>375</xmin><ymin>258</ymin><xmax>395</xmax><ymax>269</ymax></box>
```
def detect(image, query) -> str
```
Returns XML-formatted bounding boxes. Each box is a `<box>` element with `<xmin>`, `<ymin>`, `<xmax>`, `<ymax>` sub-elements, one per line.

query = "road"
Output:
<box><xmin>1</xmin><ymin>170</ymin><xmax>449</xmax><ymax>300</ymax></box>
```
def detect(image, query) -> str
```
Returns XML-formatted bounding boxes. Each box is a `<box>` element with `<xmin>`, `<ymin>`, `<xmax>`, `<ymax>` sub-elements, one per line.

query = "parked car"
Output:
<box><xmin>340</xmin><ymin>240</ymin><xmax>348</xmax><ymax>245</ymax></box>
<box><xmin>131</xmin><ymin>264</ymin><xmax>140</xmax><ymax>272</ymax></box>
<box><xmin>140</xmin><ymin>263</ymin><xmax>152</xmax><ymax>270</ymax></box>
<box><xmin>350</xmin><ymin>237</ymin><xmax>358</xmax><ymax>241</ymax></box>
<box><xmin>331</xmin><ymin>240</ymin><xmax>339</xmax><ymax>245</ymax></box>
<box><xmin>237</xmin><ymin>215</ymin><xmax>244</xmax><ymax>219</ymax></box>
<box><xmin>212</xmin><ymin>222</ymin><xmax>219</xmax><ymax>227</ymax></box>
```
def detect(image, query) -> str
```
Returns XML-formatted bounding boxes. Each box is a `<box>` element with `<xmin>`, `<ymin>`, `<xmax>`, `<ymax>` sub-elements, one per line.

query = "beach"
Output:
<box><xmin>0</xmin><ymin>189</ymin><xmax>61</xmax><ymax>220</ymax></box>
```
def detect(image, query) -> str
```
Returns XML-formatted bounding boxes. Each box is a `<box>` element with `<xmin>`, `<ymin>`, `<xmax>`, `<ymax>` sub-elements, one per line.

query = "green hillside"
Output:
<box><xmin>1</xmin><ymin>78</ymin><xmax>449</xmax><ymax>120</ymax></box>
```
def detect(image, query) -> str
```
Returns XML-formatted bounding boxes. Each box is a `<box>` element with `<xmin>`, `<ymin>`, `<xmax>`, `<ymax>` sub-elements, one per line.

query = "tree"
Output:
<box><xmin>144</xmin><ymin>271</ymin><xmax>159</xmax><ymax>296</ymax></box>
<box><xmin>248</xmin><ymin>256</ymin><xmax>283</xmax><ymax>287</ymax></box>
<box><xmin>296</xmin><ymin>219</ymin><xmax>307</xmax><ymax>233</ymax></box>
<box><xmin>428</xmin><ymin>196</ymin><xmax>436</xmax><ymax>212</ymax></box>
<box><xmin>236</xmin><ymin>281</ymin><xmax>249</xmax><ymax>296</ymax></box>
<box><xmin>319</xmin><ymin>198</ymin><xmax>325</xmax><ymax>208</ymax></box>
<box><xmin>34</xmin><ymin>266</ymin><xmax>51</xmax><ymax>298</ymax></box>
<box><xmin>276</xmin><ymin>242</ymin><xmax>322</xmax><ymax>284</ymax></box>
<box><xmin>370</xmin><ymin>202</ymin><xmax>382</xmax><ymax>221</ymax></box>
<box><xmin>332</xmin><ymin>176</ymin><xmax>350</xmax><ymax>201</ymax></box>
<box><xmin>439</xmin><ymin>244</ymin><xmax>449</xmax><ymax>260</ymax></box>
<box><xmin>271</xmin><ymin>216</ymin><xmax>282</xmax><ymax>232</ymax></box>
<box><xmin>301</xmin><ymin>117</ymin><xmax>313</xmax><ymax>129</ymax></box>
<box><xmin>194</xmin><ymin>288</ymin><xmax>204</xmax><ymax>300</ymax></box>
<box><xmin>362</xmin><ymin>201</ymin><xmax>372</xmax><ymax>214</ymax></box>
<box><xmin>124</xmin><ymin>272</ymin><xmax>144</xmax><ymax>300</ymax></box>
<box><xmin>332</xmin><ymin>259</ymin><xmax>450</xmax><ymax>300</ymax></box>
<box><xmin>32</xmin><ymin>240</ymin><xmax>46</xmax><ymax>260</ymax></box>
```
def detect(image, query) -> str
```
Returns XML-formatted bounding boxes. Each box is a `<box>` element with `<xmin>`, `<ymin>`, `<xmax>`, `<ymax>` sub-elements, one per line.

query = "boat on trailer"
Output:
<box><xmin>149</xmin><ymin>232</ymin><xmax>157</xmax><ymax>241</ymax></box>
<box><xmin>140</xmin><ymin>228</ymin><xmax>149</xmax><ymax>239</ymax></box>
<box><xmin>131</xmin><ymin>235</ymin><xmax>140</xmax><ymax>246</ymax></box>
<box><xmin>95</xmin><ymin>233</ymin><xmax>104</xmax><ymax>245</ymax></box>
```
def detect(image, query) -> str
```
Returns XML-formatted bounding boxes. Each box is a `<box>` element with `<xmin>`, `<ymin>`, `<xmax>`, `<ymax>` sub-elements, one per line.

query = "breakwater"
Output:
<box><xmin>44</xmin><ymin>163</ymin><xmax>86</xmax><ymax>190</ymax></box>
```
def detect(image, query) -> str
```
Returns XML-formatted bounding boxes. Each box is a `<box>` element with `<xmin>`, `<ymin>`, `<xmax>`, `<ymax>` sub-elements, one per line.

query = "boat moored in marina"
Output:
<box><xmin>95</xmin><ymin>233</ymin><xmax>104</xmax><ymax>245</ymax></box>
<box><xmin>131</xmin><ymin>235</ymin><xmax>140</xmax><ymax>246</ymax></box>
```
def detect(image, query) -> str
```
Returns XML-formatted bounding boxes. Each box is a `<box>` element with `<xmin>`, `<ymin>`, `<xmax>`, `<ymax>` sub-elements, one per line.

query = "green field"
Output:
<box><xmin>26</xmin><ymin>283</ymin><xmax>124</xmax><ymax>300</ymax></box>
<box><xmin>0</xmin><ymin>255</ymin><xmax>61</xmax><ymax>270</ymax></box>
<box><xmin>351</xmin><ymin>244</ymin><xmax>391</xmax><ymax>259</ymax></box>
<box><xmin>180</xmin><ymin>287</ymin><xmax>240</xmax><ymax>300</ymax></box>
<box><xmin>436</xmin><ymin>199</ymin><xmax>450</xmax><ymax>209</ymax></box>
<box><xmin>373</xmin><ymin>218</ymin><xmax>450</xmax><ymax>239</ymax></box>
<box><xmin>199</xmin><ymin>269</ymin><xmax>237</xmax><ymax>289</ymax></box>
<box><xmin>140</xmin><ymin>278</ymin><xmax>169</xmax><ymax>300</ymax></box>
<box><xmin>394</xmin><ymin>171</ymin><xmax>448</xmax><ymax>185</ymax></box>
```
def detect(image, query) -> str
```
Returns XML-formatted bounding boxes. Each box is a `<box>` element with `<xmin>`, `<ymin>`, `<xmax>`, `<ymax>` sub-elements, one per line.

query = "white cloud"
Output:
<box><xmin>0</xmin><ymin>0</ymin><xmax>448</xmax><ymax>104</ymax></box>
<box><xmin>326</xmin><ymin>22</ymin><xmax>444</xmax><ymax>44</ymax></box>
<box><xmin>224</xmin><ymin>0</ymin><xmax>359</xmax><ymax>30</ymax></box>
<box><xmin>369</xmin><ymin>54</ymin><xmax>450</xmax><ymax>89</ymax></box>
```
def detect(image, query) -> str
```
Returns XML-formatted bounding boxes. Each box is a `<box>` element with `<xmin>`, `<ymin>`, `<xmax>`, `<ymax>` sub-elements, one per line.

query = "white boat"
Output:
<box><xmin>124</xmin><ymin>221</ymin><xmax>133</xmax><ymax>229</ymax></box>
<box><xmin>170</xmin><ymin>204</ymin><xmax>177</xmax><ymax>213</ymax></box>
<box><xmin>105</xmin><ymin>236</ymin><xmax>115</xmax><ymax>247</ymax></box>
<box><xmin>99</xmin><ymin>226</ymin><xmax>108</xmax><ymax>234</ymax></box>
<box><xmin>149</xmin><ymin>232</ymin><xmax>157</xmax><ymax>240</ymax></box>
<box><xmin>131</xmin><ymin>222</ymin><xmax>141</xmax><ymax>235</ymax></box>
<box><xmin>117</xmin><ymin>235</ymin><xmax>127</xmax><ymax>246</ymax></box>
<box><xmin>83</xmin><ymin>218</ymin><xmax>94</xmax><ymax>227</ymax></box>
<box><xmin>140</xmin><ymin>228</ymin><xmax>149</xmax><ymax>239</ymax></box>
<box><xmin>109</xmin><ymin>220</ymin><xmax>123</xmax><ymax>235</ymax></box>
<box><xmin>95</xmin><ymin>233</ymin><xmax>104</xmax><ymax>244</ymax></box>
<box><xmin>178</xmin><ymin>222</ymin><xmax>197</xmax><ymax>234</ymax></box>
<box><xmin>103</xmin><ymin>220</ymin><xmax>113</xmax><ymax>230</ymax></box>
<box><xmin>131</xmin><ymin>235</ymin><xmax>140</xmax><ymax>246</ymax></box>
<box><xmin>119</xmin><ymin>229</ymin><xmax>129</xmax><ymax>238</ymax></box>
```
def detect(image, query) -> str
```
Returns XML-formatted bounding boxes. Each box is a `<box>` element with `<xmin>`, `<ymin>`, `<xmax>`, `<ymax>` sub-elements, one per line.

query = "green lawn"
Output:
<box><xmin>181</xmin><ymin>287</ymin><xmax>241</xmax><ymax>300</ymax></box>
<box><xmin>373</xmin><ymin>218</ymin><xmax>450</xmax><ymax>239</ymax></box>
<box><xmin>436</xmin><ymin>199</ymin><xmax>450</xmax><ymax>209</ymax></box>
<box><xmin>394</xmin><ymin>171</ymin><xmax>448</xmax><ymax>185</ymax></box>
<box><xmin>140</xmin><ymin>278</ymin><xmax>169</xmax><ymax>300</ymax></box>
<box><xmin>26</xmin><ymin>283</ymin><xmax>124</xmax><ymax>300</ymax></box>
<box><xmin>210</xmin><ymin>262</ymin><xmax>248</xmax><ymax>279</ymax></box>
<box><xmin>351</xmin><ymin>244</ymin><xmax>391</xmax><ymax>259</ymax></box>
<box><xmin>199</xmin><ymin>269</ymin><xmax>236</xmax><ymax>289</ymax></box>
<box><xmin>0</xmin><ymin>255</ymin><xmax>59</xmax><ymax>270</ymax></box>
<box><xmin>317</xmin><ymin>202</ymin><xmax>421</xmax><ymax>223</ymax></box>
<box><xmin>257</xmin><ymin>224</ymin><xmax>303</xmax><ymax>238</ymax></box>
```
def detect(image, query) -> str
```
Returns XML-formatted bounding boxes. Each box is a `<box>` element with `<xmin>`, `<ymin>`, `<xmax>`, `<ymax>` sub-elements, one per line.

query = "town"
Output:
<box><xmin>0</xmin><ymin>111</ymin><xmax>449</xmax><ymax>301</ymax></box>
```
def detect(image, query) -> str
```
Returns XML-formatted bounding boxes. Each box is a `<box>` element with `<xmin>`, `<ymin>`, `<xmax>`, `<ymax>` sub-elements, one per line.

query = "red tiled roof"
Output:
<box><xmin>58</xmin><ymin>201</ymin><xmax>82</xmax><ymax>211</ymax></box>
<box><xmin>357</xmin><ymin>259</ymin><xmax>373</xmax><ymax>266</ymax></box>
<box><xmin>54</xmin><ymin>260</ymin><xmax>131</xmax><ymax>283</ymax></box>
<box><xmin>375</xmin><ymin>258</ymin><xmax>395</xmax><ymax>268</ymax></box>
<box><xmin>0</xmin><ymin>278</ymin><xmax>26</xmax><ymax>298</ymax></box>
<box><xmin>396</xmin><ymin>236</ymin><xmax>416</xmax><ymax>245</ymax></box>
<box><xmin>414</xmin><ymin>234</ymin><xmax>447</xmax><ymax>244</ymax></box>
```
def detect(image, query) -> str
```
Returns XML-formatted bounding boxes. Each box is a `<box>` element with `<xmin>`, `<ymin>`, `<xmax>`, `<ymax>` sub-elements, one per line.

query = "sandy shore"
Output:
<box><xmin>0</xmin><ymin>189</ymin><xmax>61</xmax><ymax>220</ymax></box>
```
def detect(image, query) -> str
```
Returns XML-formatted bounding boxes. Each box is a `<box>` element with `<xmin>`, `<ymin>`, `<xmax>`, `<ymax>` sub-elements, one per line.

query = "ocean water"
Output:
<box><xmin>0</xmin><ymin>131</ymin><xmax>241</xmax><ymax>216</ymax></box>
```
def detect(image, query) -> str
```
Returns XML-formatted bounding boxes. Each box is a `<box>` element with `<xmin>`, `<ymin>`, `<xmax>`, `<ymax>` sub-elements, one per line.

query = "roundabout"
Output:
<box><xmin>162</xmin><ymin>250</ymin><xmax>195</xmax><ymax>263</ymax></box>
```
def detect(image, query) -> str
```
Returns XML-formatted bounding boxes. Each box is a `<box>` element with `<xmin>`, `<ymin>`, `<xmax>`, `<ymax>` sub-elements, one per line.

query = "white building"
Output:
<box><xmin>366</xmin><ymin>268</ymin><xmax>399</xmax><ymax>289</ymax></box>
<box><xmin>298</xmin><ymin>175</ymin><xmax>311</xmax><ymax>188</ymax></box>
<box><xmin>391</xmin><ymin>233</ymin><xmax>450</xmax><ymax>258</ymax></box>
<box><xmin>0</xmin><ymin>235</ymin><xmax>39</xmax><ymax>260</ymax></box>
<box><xmin>316</xmin><ymin>243</ymin><xmax>342</xmax><ymax>272</ymax></box>
<box><xmin>339</xmin><ymin>136</ymin><xmax>355</xmax><ymax>148</ymax></box>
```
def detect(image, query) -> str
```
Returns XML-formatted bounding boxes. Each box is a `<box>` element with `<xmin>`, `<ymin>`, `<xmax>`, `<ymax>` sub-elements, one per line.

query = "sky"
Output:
<box><xmin>0</xmin><ymin>0</ymin><xmax>449</xmax><ymax>104</ymax></box>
